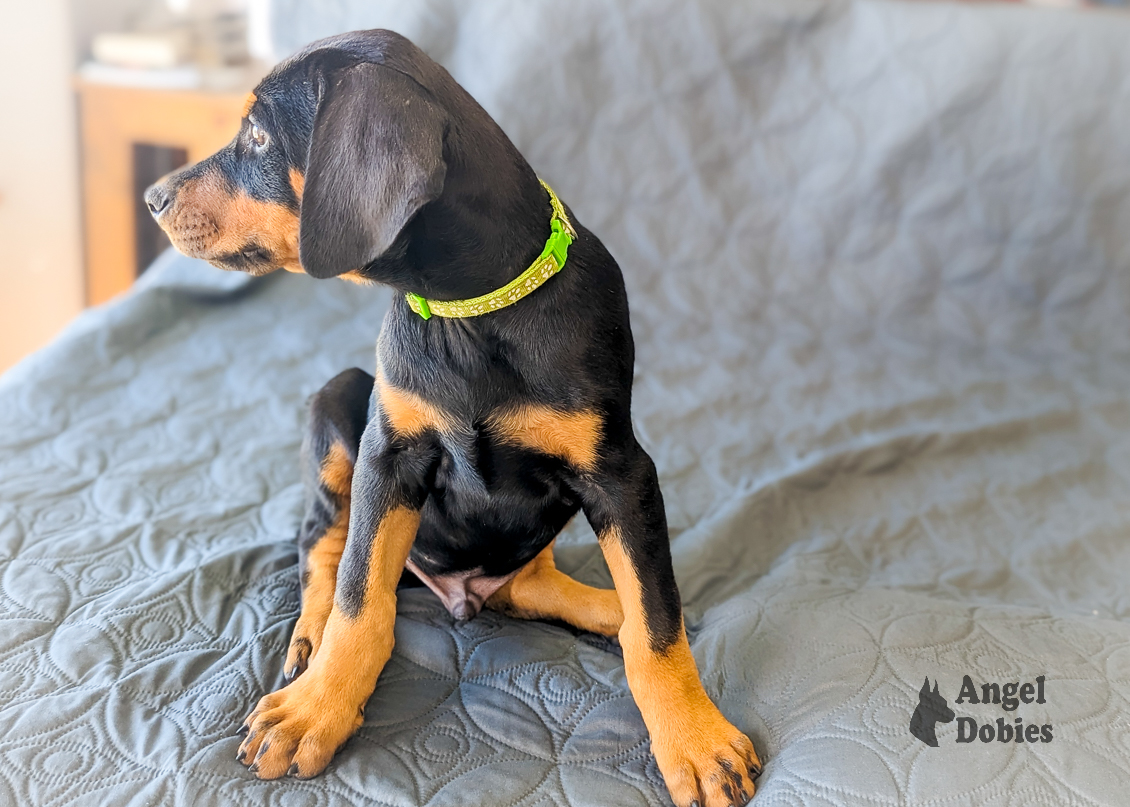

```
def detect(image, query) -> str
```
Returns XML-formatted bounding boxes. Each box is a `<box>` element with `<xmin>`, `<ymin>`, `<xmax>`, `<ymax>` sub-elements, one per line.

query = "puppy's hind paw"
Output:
<box><xmin>283</xmin><ymin>636</ymin><xmax>313</xmax><ymax>681</ymax></box>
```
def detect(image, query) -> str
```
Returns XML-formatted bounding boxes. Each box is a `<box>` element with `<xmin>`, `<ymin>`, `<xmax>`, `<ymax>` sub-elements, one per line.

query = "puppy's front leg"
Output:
<box><xmin>238</xmin><ymin>415</ymin><xmax>432</xmax><ymax>779</ymax></box>
<box><xmin>582</xmin><ymin>445</ymin><xmax>761</xmax><ymax>807</ymax></box>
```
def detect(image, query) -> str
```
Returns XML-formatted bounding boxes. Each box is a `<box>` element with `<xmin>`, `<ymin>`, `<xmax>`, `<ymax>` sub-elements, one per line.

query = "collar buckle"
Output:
<box><xmin>545</xmin><ymin>219</ymin><xmax>571</xmax><ymax>272</ymax></box>
<box><xmin>407</xmin><ymin>293</ymin><xmax>432</xmax><ymax>319</ymax></box>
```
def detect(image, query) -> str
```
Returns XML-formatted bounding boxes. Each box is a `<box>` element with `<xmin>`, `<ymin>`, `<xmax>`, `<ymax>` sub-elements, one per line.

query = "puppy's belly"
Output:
<box><xmin>404</xmin><ymin>445</ymin><xmax>581</xmax><ymax>619</ymax></box>
<box><xmin>404</xmin><ymin>558</ymin><xmax>520</xmax><ymax>621</ymax></box>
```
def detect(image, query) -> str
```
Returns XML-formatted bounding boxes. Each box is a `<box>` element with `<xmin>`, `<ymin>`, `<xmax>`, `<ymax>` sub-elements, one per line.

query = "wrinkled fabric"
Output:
<box><xmin>4</xmin><ymin>0</ymin><xmax>1130</xmax><ymax>804</ymax></box>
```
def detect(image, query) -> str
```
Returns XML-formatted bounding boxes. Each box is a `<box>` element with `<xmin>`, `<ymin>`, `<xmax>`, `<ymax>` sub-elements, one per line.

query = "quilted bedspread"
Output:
<box><xmin>5</xmin><ymin>0</ymin><xmax>1130</xmax><ymax>804</ymax></box>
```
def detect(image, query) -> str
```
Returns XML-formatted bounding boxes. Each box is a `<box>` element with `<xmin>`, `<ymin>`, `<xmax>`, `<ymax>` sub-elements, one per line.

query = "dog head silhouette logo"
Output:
<box><xmin>910</xmin><ymin>677</ymin><xmax>954</xmax><ymax>747</ymax></box>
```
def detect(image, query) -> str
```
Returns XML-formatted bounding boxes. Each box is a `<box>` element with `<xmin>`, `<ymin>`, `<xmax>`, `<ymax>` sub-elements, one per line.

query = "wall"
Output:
<box><xmin>0</xmin><ymin>0</ymin><xmax>85</xmax><ymax>374</ymax></box>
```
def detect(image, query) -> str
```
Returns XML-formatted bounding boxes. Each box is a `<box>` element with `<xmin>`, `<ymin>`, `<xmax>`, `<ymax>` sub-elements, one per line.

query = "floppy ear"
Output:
<box><xmin>299</xmin><ymin>62</ymin><xmax>447</xmax><ymax>279</ymax></box>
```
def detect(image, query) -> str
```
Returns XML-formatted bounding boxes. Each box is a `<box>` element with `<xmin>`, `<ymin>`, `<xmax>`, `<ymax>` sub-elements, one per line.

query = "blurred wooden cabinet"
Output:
<box><xmin>77</xmin><ymin>80</ymin><xmax>248</xmax><ymax>305</ymax></box>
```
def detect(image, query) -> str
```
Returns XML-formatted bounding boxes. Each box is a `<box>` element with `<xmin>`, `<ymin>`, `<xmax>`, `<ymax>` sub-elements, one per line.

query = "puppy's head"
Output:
<box><xmin>145</xmin><ymin>30</ymin><xmax>448</xmax><ymax>279</ymax></box>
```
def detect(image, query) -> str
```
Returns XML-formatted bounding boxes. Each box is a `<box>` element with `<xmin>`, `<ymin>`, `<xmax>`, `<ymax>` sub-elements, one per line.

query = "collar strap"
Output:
<box><xmin>406</xmin><ymin>180</ymin><xmax>576</xmax><ymax>319</ymax></box>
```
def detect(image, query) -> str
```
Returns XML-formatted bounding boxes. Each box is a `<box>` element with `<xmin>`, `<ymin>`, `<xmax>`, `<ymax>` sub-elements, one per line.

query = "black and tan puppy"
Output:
<box><xmin>146</xmin><ymin>30</ymin><xmax>761</xmax><ymax>807</ymax></box>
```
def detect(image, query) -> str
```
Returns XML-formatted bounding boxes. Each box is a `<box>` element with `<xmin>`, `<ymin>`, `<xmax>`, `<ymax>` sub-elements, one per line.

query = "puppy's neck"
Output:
<box><xmin>359</xmin><ymin>170</ymin><xmax>557</xmax><ymax>303</ymax></box>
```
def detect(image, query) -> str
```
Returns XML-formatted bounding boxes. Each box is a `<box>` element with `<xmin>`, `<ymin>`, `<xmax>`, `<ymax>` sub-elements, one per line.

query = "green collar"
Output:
<box><xmin>405</xmin><ymin>180</ymin><xmax>576</xmax><ymax>319</ymax></box>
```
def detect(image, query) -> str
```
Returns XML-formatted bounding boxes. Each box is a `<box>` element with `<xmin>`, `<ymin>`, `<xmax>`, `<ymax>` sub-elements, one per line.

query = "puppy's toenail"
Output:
<box><xmin>287</xmin><ymin>763</ymin><xmax>299</xmax><ymax>777</ymax></box>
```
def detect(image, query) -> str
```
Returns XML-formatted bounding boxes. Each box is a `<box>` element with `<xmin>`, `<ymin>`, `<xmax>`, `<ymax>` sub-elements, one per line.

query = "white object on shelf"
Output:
<box><xmin>246</xmin><ymin>0</ymin><xmax>273</xmax><ymax>63</ymax></box>
<box><xmin>78</xmin><ymin>60</ymin><xmax>202</xmax><ymax>89</ymax></box>
<box><xmin>91</xmin><ymin>30</ymin><xmax>192</xmax><ymax>70</ymax></box>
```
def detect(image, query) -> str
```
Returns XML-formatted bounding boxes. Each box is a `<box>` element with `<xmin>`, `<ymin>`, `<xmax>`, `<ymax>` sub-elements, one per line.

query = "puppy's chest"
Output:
<box><xmin>402</xmin><ymin>405</ymin><xmax>596</xmax><ymax>622</ymax></box>
<box><xmin>378</xmin><ymin>374</ymin><xmax>603</xmax><ymax>475</ymax></box>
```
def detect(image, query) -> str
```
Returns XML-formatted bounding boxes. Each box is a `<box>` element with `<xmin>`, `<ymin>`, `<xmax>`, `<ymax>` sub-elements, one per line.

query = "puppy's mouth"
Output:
<box><xmin>210</xmin><ymin>244</ymin><xmax>281</xmax><ymax>276</ymax></box>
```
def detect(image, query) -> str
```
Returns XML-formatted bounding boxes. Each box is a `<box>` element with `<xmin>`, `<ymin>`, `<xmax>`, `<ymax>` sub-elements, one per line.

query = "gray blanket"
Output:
<box><xmin>4</xmin><ymin>0</ymin><xmax>1130</xmax><ymax>804</ymax></box>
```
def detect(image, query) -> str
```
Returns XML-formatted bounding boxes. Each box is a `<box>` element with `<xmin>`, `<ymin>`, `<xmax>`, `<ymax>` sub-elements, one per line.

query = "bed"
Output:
<box><xmin>4</xmin><ymin>0</ymin><xmax>1130</xmax><ymax>804</ymax></box>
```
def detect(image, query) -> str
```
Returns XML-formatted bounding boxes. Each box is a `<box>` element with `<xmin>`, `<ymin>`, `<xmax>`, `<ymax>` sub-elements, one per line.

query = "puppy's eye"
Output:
<box><xmin>250</xmin><ymin>123</ymin><xmax>268</xmax><ymax>148</ymax></box>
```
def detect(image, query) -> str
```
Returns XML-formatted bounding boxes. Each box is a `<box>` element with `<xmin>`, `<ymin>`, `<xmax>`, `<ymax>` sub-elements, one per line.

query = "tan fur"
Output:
<box><xmin>240</xmin><ymin>506</ymin><xmax>421</xmax><ymax>779</ymax></box>
<box><xmin>289</xmin><ymin>167</ymin><xmax>304</xmax><ymax>200</ymax></box>
<box><xmin>241</xmin><ymin>92</ymin><xmax>257</xmax><ymax>118</ymax></box>
<box><xmin>377</xmin><ymin>372</ymin><xmax>450</xmax><ymax>436</ymax></box>
<box><xmin>601</xmin><ymin>527</ymin><xmax>760</xmax><ymax>807</ymax></box>
<box><xmin>485</xmin><ymin>541</ymin><xmax>623</xmax><ymax>635</ymax></box>
<box><xmin>320</xmin><ymin>442</ymin><xmax>353</xmax><ymax>498</ymax></box>
<box><xmin>283</xmin><ymin>441</ymin><xmax>355</xmax><ymax>676</ymax></box>
<box><xmin>338</xmin><ymin>270</ymin><xmax>375</xmax><ymax>285</ymax></box>
<box><xmin>487</xmin><ymin>405</ymin><xmax>602</xmax><ymax>471</ymax></box>
<box><xmin>284</xmin><ymin>512</ymin><xmax>347</xmax><ymax>676</ymax></box>
<box><xmin>155</xmin><ymin>168</ymin><xmax>302</xmax><ymax>275</ymax></box>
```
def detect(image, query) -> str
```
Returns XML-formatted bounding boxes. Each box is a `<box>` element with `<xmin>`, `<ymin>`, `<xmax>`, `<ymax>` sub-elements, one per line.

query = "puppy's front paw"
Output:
<box><xmin>236</xmin><ymin>672</ymin><xmax>364</xmax><ymax>779</ymax></box>
<box><xmin>654</xmin><ymin>716</ymin><xmax>761</xmax><ymax>807</ymax></box>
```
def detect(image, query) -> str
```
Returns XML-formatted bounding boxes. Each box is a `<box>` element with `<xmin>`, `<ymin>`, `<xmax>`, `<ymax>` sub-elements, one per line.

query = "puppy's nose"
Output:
<box><xmin>144</xmin><ymin>183</ymin><xmax>172</xmax><ymax>218</ymax></box>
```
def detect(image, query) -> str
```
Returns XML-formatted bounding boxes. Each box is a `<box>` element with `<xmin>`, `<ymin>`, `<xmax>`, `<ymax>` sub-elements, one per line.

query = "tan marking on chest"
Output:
<box><xmin>487</xmin><ymin>405</ymin><xmax>602</xmax><ymax>471</ymax></box>
<box><xmin>377</xmin><ymin>372</ymin><xmax>450</xmax><ymax>436</ymax></box>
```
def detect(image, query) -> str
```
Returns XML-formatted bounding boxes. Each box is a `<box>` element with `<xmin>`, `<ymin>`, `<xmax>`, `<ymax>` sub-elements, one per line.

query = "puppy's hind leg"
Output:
<box><xmin>485</xmin><ymin>541</ymin><xmax>623</xmax><ymax>636</ymax></box>
<box><xmin>284</xmin><ymin>368</ymin><xmax>373</xmax><ymax>681</ymax></box>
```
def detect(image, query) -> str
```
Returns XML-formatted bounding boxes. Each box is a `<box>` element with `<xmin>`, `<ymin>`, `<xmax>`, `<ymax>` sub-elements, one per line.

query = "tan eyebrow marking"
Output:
<box><xmin>242</xmin><ymin>92</ymin><xmax>257</xmax><ymax>118</ymax></box>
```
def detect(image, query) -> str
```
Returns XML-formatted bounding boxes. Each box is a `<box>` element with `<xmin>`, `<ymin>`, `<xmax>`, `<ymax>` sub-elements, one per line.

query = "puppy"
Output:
<box><xmin>146</xmin><ymin>30</ymin><xmax>761</xmax><ymax>807</ymax></box>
